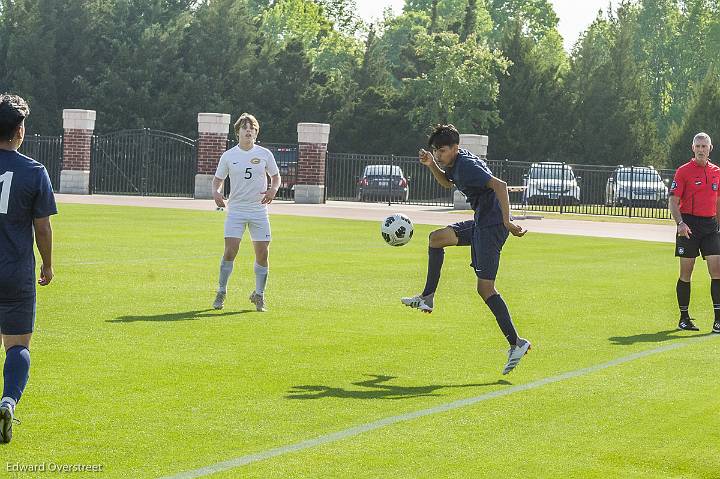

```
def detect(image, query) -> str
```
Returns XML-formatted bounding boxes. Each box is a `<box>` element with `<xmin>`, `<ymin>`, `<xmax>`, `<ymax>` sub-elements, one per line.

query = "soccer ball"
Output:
<box><xmin>381</xmin><ymin>213</ymin><xmax>414</xmax><ymax>246</ymax></box>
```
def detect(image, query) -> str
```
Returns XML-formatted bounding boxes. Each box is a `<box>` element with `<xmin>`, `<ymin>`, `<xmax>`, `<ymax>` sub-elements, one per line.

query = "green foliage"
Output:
<box><xmin>404</xmin><ymin>31</ymin><xmax>507</xmax><ymax>132</ymax></box>
<box><xmin>667</xmin><ymin>66</ymin><xmax>720</xmax><ymax>167</ymax></box>
<box><xmin>487</xmin><ymin>0</ymin><xmax>559</xmax><ymax>42</ymax></box>
<box><xmin>567</xmin><ymin>3</ymin><xmax>658</xmax><ymax>166</ymax></box>
<box><xmin>489</xmin><ymin>22</ymin><xmax>570</xmax><ymax>162</ymax></box>
<box><xmin>258</xmin><ymin>0</ymin><xmax>333</xmax><ymax>54</ymax></box>
<box><xmin>2</xmin><ymin>0</ymin><xmax>720</xmax><ymax>164</ymax></box>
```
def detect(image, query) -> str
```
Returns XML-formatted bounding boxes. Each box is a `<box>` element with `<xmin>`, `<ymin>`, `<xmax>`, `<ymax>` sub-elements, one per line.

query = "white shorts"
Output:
<box><xmin>224</xmin><ymin>210</ymin><xmax>271</xmax><ymax>241</ymax></box>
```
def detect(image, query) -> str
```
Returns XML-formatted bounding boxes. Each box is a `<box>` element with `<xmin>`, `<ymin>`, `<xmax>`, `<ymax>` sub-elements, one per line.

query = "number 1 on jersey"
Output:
<box><xmin>0</xmin><ymin>171</ymin><xmax>13</xmax><ymax>214</ymax></box>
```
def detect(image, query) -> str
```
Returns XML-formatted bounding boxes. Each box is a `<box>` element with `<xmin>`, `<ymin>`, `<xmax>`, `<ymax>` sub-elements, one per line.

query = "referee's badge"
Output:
<box><xmin>713</xmin><ymin>183</ymin><xmax>718</xmax><ymax>191</ymax></box>
<box><xmin>251</xmin><ymin>158</ymin><xmax>261</xmax><ymax>164</ymax></box>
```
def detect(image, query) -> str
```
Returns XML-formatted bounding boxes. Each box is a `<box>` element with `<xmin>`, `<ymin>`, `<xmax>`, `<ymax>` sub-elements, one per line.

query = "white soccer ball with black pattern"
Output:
<box><xmin>381</xmin><ymin>213</ymin><xmax>414</xmax><ymax>246</ymax></box>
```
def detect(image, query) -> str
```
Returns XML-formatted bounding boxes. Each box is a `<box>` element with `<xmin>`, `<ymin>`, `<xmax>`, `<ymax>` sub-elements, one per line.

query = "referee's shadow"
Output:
<box><xmin>108</xmin><ymin>309</ymin><xmax>255</xmax><ymax>322</ymax></box>
<box><xmin>286</xmin><ymin>374</ymin><xmax>510</xmax><ymax>400</ymax></box>
<box><xmin>609</xmin><ymin>328</ymin><xmax>714</xmax><ymax>345</ymax></box>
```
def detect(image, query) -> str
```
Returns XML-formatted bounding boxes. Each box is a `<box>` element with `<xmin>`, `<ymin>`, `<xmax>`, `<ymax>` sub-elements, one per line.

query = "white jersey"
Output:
<box><xmin>214</xmin><ymin>144</ymin><xmax>280</xmax><ymax>213</ymax></box>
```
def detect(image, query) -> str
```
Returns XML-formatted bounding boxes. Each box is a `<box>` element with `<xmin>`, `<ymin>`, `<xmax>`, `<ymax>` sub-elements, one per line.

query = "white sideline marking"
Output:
<box><xmin>159</xmin><ymin>335</ymin><xmax>717</xmax><ymax>479</ymax></box>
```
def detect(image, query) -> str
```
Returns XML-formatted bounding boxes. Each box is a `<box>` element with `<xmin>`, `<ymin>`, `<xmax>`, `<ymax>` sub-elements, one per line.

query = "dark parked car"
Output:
<box><xmin>273</xmin><ymin>146</ymin><xmax>298</xmax><ymax>199</ymax></box>
<box><xmin>357</xmin><ymin>164</ymin><xmax>409</xmax><ymax>202</ymax></box>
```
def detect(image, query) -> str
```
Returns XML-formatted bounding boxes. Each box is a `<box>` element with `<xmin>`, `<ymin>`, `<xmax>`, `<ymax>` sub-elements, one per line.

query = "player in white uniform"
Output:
<box><xmin>211</xmin><ymin>113</ymin><xmax>281</xmax><ymax>311</ymax></box>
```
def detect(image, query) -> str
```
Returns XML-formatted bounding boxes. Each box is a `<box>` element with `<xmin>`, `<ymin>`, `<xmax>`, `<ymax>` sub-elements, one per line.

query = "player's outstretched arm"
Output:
<box><xmin>488</xmin><ymin>177</ymin><xmax>526</xmax><ymax>237</ymax></box>
<box><xmin>33</xmin><ymin>216</ymin><xmax>54</xmax><ymax>285</ymax></box>
<box><xmin>419</xmin><ymin>149</ymin><xmax>453</xmax><ymax>188</ymax></box>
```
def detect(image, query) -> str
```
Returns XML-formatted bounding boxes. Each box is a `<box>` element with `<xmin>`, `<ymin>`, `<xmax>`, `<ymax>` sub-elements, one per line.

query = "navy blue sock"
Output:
<box><xmin>3</xmin><ymin>346</ymin><xmax>30</xmax><ymax>404</ymax></box>
<box><xmin>421</xmin><ymin>247</ymin><xmax>444</xmax><ymax>297</ymax></box>
<box><xmin>485</xmin><ymin>294</ymin><xmax>519</xmax><ymax>345</ymax></box>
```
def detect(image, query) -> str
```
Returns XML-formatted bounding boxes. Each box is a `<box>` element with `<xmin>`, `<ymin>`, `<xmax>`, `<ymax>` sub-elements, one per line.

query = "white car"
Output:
<box><xmin>523</xmin><ymin>162</ymin><xmax>581</xmax><ymax>205</ymax></box>
<box><xmin>605</xmin><ymin>166</ymin><xmax>668</xmax><ymax>207</ymax></box>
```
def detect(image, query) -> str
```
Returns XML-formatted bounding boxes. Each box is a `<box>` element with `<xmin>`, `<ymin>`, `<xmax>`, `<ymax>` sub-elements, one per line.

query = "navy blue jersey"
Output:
<box><xmin>444</xmin><ymin>149</ymin><xmax>503</xmax><ymax>228</ymax></box>
<box><xmin>0</xmin><ymin>149</ymin><xmax>57</xmax><ymax>300</ymax></box>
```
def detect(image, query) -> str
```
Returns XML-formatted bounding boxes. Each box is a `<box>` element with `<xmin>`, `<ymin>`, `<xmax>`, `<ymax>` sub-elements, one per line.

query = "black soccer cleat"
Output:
<box><xmin>678</xmin><ymin>318</ymin><xmax>699</xmax><ymax>331</ymax></box>
<box><xmin>713</xmin><ymin>319</ymin><xmax>720</xmax><ymax>334</ymax></box>
<box><xmin>0</xmin><ymin>402</ymin><xmax>14</xmax><ymax>444</ymax></box>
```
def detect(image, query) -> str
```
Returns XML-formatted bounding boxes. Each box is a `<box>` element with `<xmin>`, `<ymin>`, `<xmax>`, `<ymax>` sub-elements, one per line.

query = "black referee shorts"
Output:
<box><xmin>676</xmin><ymin>214</ymin><xmax>720</xmax><ymax>258</ymax></box>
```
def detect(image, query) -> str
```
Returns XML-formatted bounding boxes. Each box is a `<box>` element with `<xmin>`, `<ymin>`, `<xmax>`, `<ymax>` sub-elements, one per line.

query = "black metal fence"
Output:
<box><xmin>19</xmin><ymin>134</ymin><xmax>63</xmax><ymax>191</ymax></box>
<box><xmin>326</xmin><ymin>152</ymin><xmax>454</xmax><ymax>206</ymax></box>
<box><xmin>324</xmin><ymin>152</ymin><xmax>674</xmax><ymax>219</ymax></box>
<box><xmin>224</xmin><ymin>140</ymin><xmax>298</xmax><ymax>201</ymax></box>
<box><xmin>487</xmin><ymin>160</ymin><xmax>674</xmax><ymax>219</ymax></box>
<box><xmin>91</xmin><ymin>129</ymin><xmax>196</xmax><ymax>196</ymax></box>
<box><xmin>17</xmin><ymin>128</ymin><xmax>677</xmax><ymax>219</ymax></box>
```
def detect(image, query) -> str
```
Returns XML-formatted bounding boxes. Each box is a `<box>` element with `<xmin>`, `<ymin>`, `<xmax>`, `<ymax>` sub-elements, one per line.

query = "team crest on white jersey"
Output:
<box><xmin>251</xmin><ymin>158</ymin><xmax>261</xmax><ymax>164</ymax></box>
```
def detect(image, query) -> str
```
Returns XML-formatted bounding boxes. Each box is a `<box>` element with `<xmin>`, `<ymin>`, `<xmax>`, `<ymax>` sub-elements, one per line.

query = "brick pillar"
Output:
<box><xmin>454</xmin><ymin>134</ymin><xmax>489</xmax><ymax>209</ymax></box>
<box><xmin>195</xmin><ymin>113</ymin><xmax>231</xmax><ymax>199</ymax></box>
<box><xmin>60</xmin><ymin>109</ymin><xmax>96</xmax><ymax>194</ymax></box>
<box><xmin>295</xmin><ymin>123</ymin><xmax>330</xmax><ymax>204</ymax></box>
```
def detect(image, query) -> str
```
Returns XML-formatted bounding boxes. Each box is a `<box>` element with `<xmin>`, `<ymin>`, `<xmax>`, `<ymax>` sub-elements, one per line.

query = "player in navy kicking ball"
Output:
<box><xmin>403</xmin><ymin>124</ymin><xmax>531</xmax><ymax>375</ymax></box>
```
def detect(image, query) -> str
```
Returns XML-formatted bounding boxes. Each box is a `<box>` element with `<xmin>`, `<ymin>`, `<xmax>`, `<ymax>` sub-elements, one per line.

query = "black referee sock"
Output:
<box><xmin>711</xmin><ymin>279</ymin><xmax>720</xmax><ymax>321</ymax></box>
<box><xmin>485</xmin><ymin>294</ymin><xmax>518</xmax><ymax>346</ymax></box>
<box><xmin>677</xmin><ymin>279</ymin><xmax>691</xmax><ymax>320</ymax></box>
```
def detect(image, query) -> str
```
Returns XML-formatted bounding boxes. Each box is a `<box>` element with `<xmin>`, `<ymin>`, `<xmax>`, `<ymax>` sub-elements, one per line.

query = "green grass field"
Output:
<box><xmin>2</xmin><ymin>203</ymin><xmax>718</xmax><ymax>479</ymax></box>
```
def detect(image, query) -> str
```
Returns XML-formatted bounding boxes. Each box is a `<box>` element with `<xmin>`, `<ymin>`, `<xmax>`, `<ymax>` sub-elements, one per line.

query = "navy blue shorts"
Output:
<box><xmin>449</xmin><ymin>220</ymin><xmax>475</xmax><ymax>246</ymax></box>
<box><xmin>470</xmin><ymin>224</ymin><xmax>509</xmax><ymax>280</ymax></box>
<box><xmin>0</xmin><ymin>297</ymin><xmax>36</xmax><ymax>335</ymax></box>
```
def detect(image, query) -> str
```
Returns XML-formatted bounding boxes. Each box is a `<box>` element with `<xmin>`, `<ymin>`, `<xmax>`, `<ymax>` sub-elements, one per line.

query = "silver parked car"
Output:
<box><xmin>605</xmin><ymin>166</ymin><xmax>668</xmax><ymax>207</ymax></box>
<box><xmin>523</xmin><ymin>162</ymin><xmax>581</xmax><ymax>205</ymax></box>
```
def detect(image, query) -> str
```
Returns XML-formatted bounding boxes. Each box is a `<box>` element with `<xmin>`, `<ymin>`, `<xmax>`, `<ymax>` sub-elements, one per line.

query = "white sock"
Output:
<box><xmin>254</xmin><ymin>262</ymin><xmax>268</xmax><ymax>295</ymax></box>
<box><xmin>218</xmin><ymin>259</ymin><xmax>234</xmax><ymax>293</ymax></box>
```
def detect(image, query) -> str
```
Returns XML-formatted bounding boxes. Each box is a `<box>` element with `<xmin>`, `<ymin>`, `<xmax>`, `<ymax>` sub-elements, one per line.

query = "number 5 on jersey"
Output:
<box><xmin>0</xmin><ymin>171</ymin><xmax>13</xmax><ymax>214</ymax></box>
<box><xmin>245</xmin><ymin>168</ymin><xmax>253</xmax><ymax>179</ymax></box>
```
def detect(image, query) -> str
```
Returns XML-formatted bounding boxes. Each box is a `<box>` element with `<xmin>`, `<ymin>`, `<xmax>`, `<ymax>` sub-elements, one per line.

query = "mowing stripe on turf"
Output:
<box><xmin>63</xmin><ymin>255</ymin><xmax>219</xmax><ymax>266</ymax></box>
<box><xmin>159</xmin><ymin>335</ymin><xmax>717</xmax><ymax>479</ymax></box>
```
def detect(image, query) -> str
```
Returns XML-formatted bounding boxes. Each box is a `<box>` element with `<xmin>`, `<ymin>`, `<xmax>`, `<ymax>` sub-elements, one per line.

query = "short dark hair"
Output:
<box><xmin>428</xmin><ymin>124</ymin><xmax>460</xmax><ymax>149</ymax></box>
<box><xmin>0</xmin><ymin>93</ymin><xmax>30</xmax><ymax>141</ymax></box>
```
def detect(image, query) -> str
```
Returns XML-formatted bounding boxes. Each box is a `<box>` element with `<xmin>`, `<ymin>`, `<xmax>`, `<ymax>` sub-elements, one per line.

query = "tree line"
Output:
<box><xmin>2</xmin><ymin>0</ymin><xmax>720</xmax><ymax>167</ymax></box>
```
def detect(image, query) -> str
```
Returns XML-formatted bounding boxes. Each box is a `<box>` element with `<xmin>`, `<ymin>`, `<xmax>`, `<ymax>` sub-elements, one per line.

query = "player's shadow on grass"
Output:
<box><xmin>108</xmin><ymin>309</ymin><xmax>255</xmax><ymax>323</ymax></box>
<box><xmin>286</xmin><ymin>374</ymin><xmax>510</xmax><ymax>400</ymax></box>
<box><xmin>609</xmin><ymin>329</ymin><xmax>714</xmax><ymax>345</ymax></box>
